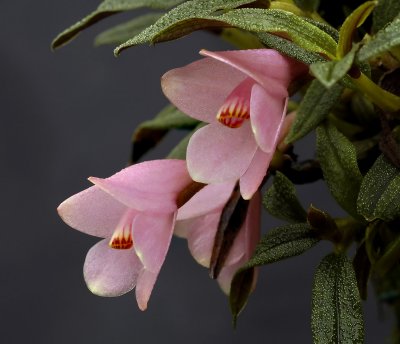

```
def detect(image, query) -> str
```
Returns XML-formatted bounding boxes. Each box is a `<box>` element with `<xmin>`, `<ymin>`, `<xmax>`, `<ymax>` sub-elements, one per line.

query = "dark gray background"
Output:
<box><xmin>0</xmin><ymin>1</ymin><xmax>392</xmax><ymax>343</ymax></box>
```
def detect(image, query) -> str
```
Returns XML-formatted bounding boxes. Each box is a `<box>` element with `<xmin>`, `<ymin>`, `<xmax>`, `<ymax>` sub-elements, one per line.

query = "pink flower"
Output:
<box><xmin>57</xmin><ymin>160</ymin><xmax>192</xmax><ymax>310</ymax></box>
<box><xmin>175</xmin><ymin>182</ymin><xmax>261</xmax><ymax>294</ymax></box>
<box><xmin>162</xmin><ymin>49</ymin><xmax>306</xmax><ymax>200</ymax></box>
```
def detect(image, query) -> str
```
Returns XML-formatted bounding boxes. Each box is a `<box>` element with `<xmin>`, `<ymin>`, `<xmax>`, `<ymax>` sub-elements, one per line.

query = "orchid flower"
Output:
<box><xmin>175</xmin><ymin>182</ymin><xmax>261</xmax><ymax>294</ymax></box>
<box><xmin>57</xmin><ymin>160</ymin><xmax>192</xmax><ymax>310</ymax></box>
<box><xmin>162</xmin><ymin>49</ymin><xmax>306</xmax><ymax>200</ymax></box>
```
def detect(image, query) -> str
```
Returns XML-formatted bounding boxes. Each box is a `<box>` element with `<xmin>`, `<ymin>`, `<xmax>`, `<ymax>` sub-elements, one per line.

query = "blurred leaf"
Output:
<box><xmin>258</xmin><ymin>32</ymin><xmax>324</xmax><ymax>65</ymax></box>
<box><xmin>230</xmin><ymin>223</ymin><xmax>318</xmax><ymax>321</ymax></box>
<box><xmin>358</xmin><ymin>154</ymin><xmax>400</xmax><ymax>222</ymax></box>
<box><xmin>310</xmin><ymin>45</ymin><xmax>357</xmax><ymax>88</ymax></box>
<box><xmin>263</xmin><ymin>171</ymin><xmax>307</xmax><ymax>223</ymax></box>
<box><xmin>359</xmin><ymin>14</ymin><xmax>400</xmax><ymax>62</ymax></box>
<box><xmin>52</xmin><ymin>0</ymin><xmax>185</xmax><ymax>49</ymax></box>
<box><xmin>337</xmin><ymin>1</ymin><xmax>376</xmax><ymax>58</ymax></box>
<box><xmin>317</xmin><ymin>121</ymin><xmax>363</xmax><ymax>219</ymax></box>
<box><xmin>95</xmin><ymin>13</ymin><xmax>163</xmax><ymax>46</ymax></box>
<box><xmin>293</xmin><ymin>0</ymin><xmax>319</xmax><ymax>12</ymax></box>
<box><xmin>115</xmin><ymin>8</ymin><xmax>338</xmax><ymax>57</ymax></box>
<box><xmin>312</xmin><ymin>253</ymin><xmax>364</xmax><ymax>344</ymax></box>
<box><xmin>221</xmin><ymin>28</ymin><xmax>264</xmax><ymax>49</ymax></box>
<box><xmin>353</xmin><ymin>242</ymin><xmax>371</xmax><ymax>300</ymax></box>
<box><xmin>114</xmin><ymin>0</ymin><xmax>262</xmax><ymax>53</ymax></box>
<box><xmin>307</xmin><ymin>205</ymin><xmax>338</xmax><ymax>240</ymax></box>
<box><xmin>374</xmin><ymin>233</ymin><xmax>400</xmax><ymax>277</ymax></box>
<box><xmin>286</xmin><ymin>80</ymin><xmax>343</xmax><ymax>143</ymax></box>
<box><xmin>372</xmin><ymin>0</ymin><xmax>400</xmax><ymax>33</ymax></box>
<box><xmin>132</xmin><ymin>104</ymin><xmax>199</xmax><ymax>162</ymax></box>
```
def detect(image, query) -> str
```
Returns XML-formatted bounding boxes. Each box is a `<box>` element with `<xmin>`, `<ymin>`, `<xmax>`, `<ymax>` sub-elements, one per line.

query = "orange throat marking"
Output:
<box><xmin>109</xmin><ymin>224</ymin><xmax>133</xmax><ymax>250</ymax></box>
<box><xmin>216</xmin><ymin>99</ymin><xmax>250</xmax><ymax>128</ymax></box>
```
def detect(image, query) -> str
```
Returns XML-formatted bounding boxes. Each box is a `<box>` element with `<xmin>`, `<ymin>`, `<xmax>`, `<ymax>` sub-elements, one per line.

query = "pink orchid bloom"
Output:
<box><xmin>57</xmin><ymin>159</ymin><xmax>192</xmax><ymax>310</ymax></box>
<box><xmin>175</xmin><ymin>182</ymin><xmax>261</xmax><ymax>294</ymax></box>
<box><xmin>162</xmin><ymin>49</ymin><xmax>306</xmax><ymax>200</ymax></box>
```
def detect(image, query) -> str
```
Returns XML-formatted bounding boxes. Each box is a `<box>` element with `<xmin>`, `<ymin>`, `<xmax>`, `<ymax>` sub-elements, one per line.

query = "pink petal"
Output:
<box><xmin>88</xmin><ymin>160</ymin><xmax>191</xmax><ymax>214</ymax></box>
<box><xmin>239</xmin><ymin>148</ymin><xmax>273</xmax><ymax>200</ymax></box>
<box><xmin>200</xmin><ymin>49</ymin><xmax>304</xmax><ymax>97</ymax></box>
<box><xmin>185</xmin><ymin>211</ymin><xmax>221</xmax><ymax>267</ymax></box>
<box><xmin>57</xmin><ymin>185</ymin><xmax>127</xmax><ymax>238</ymax></box>
<box><xmin>187</xmin><ymin>122</ymin><xmax>258</xmax><ymax>184</ymax></box>
<box><xmin>250</xmin><ymin>83</ymin><xmax>287</xmax><ymax>153</ymax></box>
<box><xmin>177</xmin><ymin>182</ymin><xmax>236</xmax><ymax>220</ymax></box>
<box><xmin>162</xmin><ymin>57</ymin><xmax>245</xmax><ymax>123</ymax></box>
<box><xmin>132</xmin><ymin>212</ymin><xmax>175</xmax><ymax>273</ymax></box>
<box><xmin>83</xmin><ymin>239</ymin><xmax>143</xmax><ymax>297</ymax></box>
<box><xmin>135</xmin><ymin>268</ymin><xmax>157</xmax><ymax>311</ymax></box>
<box><xmin>217</xmin><ymin>193</ymin><xmax>261</xmax><ymax>294</ymax></box>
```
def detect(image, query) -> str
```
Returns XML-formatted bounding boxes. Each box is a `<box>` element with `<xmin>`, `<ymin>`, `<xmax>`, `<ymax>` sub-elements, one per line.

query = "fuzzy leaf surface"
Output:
<box><xmin>358</xmin><ymin>14</ymin><xmax>400</xmax><ymax>62</ymax></box>
<box><xmin>286</xmin><ymin>80</ymin><xmax>343</xmax><ymax>143</ymax></box>
<box><xmin>312</xmin><ymin>253</ymin><xmax>364</xmax><ymax>344</ymax></box>
<box><xmin>358</xmin><ymin>154</ymin><xmax>400</xmax><ymax>222</ymax></box>
<box><xmin>372</xmin><ymin>0</ymin><xmax>400</xmax><ymax>33</ymax></box>
<box><xmin>317</xmin><ymin>121</ymin><xmax>363</xmax><ymax>219</ymax></box>
<box><xmin>263</xmin><ymin>172</ymin><xmax>307</xmax><ymax>223</ymax></box>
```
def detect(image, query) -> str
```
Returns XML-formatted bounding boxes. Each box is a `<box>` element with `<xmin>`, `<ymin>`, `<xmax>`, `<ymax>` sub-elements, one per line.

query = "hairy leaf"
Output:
<box><xmin>52</xmin><ymin>0</ymin><xmax>185</xmax><ymax>49</ymax></box>
<box><xmin>286</xmin><ymin>80</ymin><xmax>343</xmax><ymax>143</ymax></box>
<box><xmin>230</xmin><ymin>223</ymin><xmax>318</xmax><ymax>321</ymax></box>
<box><xmin>95</xmin><ymin>13</ymin><xmax>163</xmax><ymax>46</ymax></box>
<box><xmin>114</xmin><ymin>0</ymin><xmax>260</xmax><ymax>53</ymax></box>
<box><xmin>358</xmin><ymin>154</ymin><xmax>400</xmax><ymax>222</ymax></box>
<box><xmin>258</xmin><ymin>32</ymin><xmax>324</xmax><ymax>65</ymax></box>
<box><xmin>115</xmin><ymin>8</ymin><xmax>338</xmax><ymax>57</ymax></box>
<box><xmin>372</xmin><ymin>0</ymin><xmax>400</xmax><ymax>33</ymax></box>
<box><xmin>263</xmin><ymin>171</ymin><xmax>307</xmax><ymax>223</ymax></box>
<box><xmin>358</xmin><ymin>14</ymin><xmax>400</xmax><ymax>62</ymax></box>
<box><xmin>310</xmin><ymin>46</ymin><xmax>357</xmax><ymax>88</ymax></box>
<box><xmin>312</xmin><ymin>253</ymin><xmax>364</xmax><ymax>344</ymax></box>
<box><xmin>317</xmin><ymin>121</ymin><xmax>363</xmax><ymax>219</ymax></box>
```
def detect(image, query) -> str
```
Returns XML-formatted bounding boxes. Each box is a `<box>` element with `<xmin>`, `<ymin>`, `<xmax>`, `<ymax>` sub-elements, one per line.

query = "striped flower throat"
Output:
<box><xmin>109</xmin><ymin>210</ymin><xmax>136</xmax><ymax>250</ymax></box>
<box><xmin>216</xmin><ymin>78</ymin><xmax>255</xmax><ymax>128</ymax></box>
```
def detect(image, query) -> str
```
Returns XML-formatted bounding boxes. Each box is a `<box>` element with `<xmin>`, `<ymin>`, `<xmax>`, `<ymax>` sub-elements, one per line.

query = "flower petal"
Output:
<box><xmin>239</xmin><ymin>147</ymin><xmax>273</xmax><ymax>200</ymax></box>
<box><xmin>177</xmin><ymin>181</ymin><xmax>236</xmax><ymax>220</ymax></box>
<box><xmin>250</xmin><ymin>83</ymin><xmax>287</xmax><ymax>153</ymax></box>
<box><xmin>187</xmin><ymin>122</ymin><xmax>258</xmax><ymax>184</ymax></box>
<box><xmin>57</xmin><ymin>185</ymin><xmax>127</xmax><ymax>238</ymax></box>
<box><xmin>83</xmin><ymin>239</ymin><xmax>143</xmax><ymax>297</ymax></box>
<box><xmin>135</xmin><ymin>268</ymin><xmax>157</xmax><ymax>311</ymax></box>
<box><xmin>200</xmin><ymin>49</ymin><xmax>304</xmax><ymax>97</ymax></box>
<box><xmin>88</xmin><ymin>160</ymin><xmax>191</xmax><ymax>214</ymax></box>
<box><xmin>132</xmin><ymin>212</ymin><xmax>175</xmax><ymax>273</ymax></box>
<box><xmin>162</xmin><ymin>57</ymin><xmax>245</xmax><ymax>123</ymax></box>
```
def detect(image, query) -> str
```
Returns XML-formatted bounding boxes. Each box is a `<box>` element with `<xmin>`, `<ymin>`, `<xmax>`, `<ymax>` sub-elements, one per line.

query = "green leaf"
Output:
<box><xmin>312</xmin><ymin>253</ymin><xmax>364</xmax><ymax>344</ymax></box>
<box><xmin>263</xmin><ymin>171</ymin><xmax>307</xmax><ymax>223</ymax></box>
<box><xmin>229</xmin><ymin>223</ymin><xmax>318</xmax><ymax>321</ymax></box>
<box><xmin>131</xmin><ymin>104</ymin><xmax>199</xmax><ymax>162</ymax></box>
<box><xmin>95</xmin><ymin>13</ymin><xmax>163</xmax><ymax>46</ymax></box>
<box><xmin>115</xmin><ymin>8</ymin><xmax>338</xmax><ymax>58</ymax></box>
<box><xmin>374</xmin><ymin>233</ymin><xmax>400</xmax><ymax>277</ymax></box>
<box><xmin>52</xmin><ymin>0</ymin><xmax>184</xmax><ymax>49</ymax></box>
<box><xmin>358</xmin><ymin>14</ymin><xmax>400</xmax><ymax>62</ymax></box>
<box><xmin>310</xmin><ymin>45</ymin><xmax>357</xmax><ymax>88</ymax></box>
<box><xmin>337</xmin><ymin>1</ymin><xmax>377</xmax><ymax>58</ymax></box>
<box><xmin>114</xmin><ymin>0</ymin><xmax>261</xmax><ymax>54</ymax></box>
<box><xmin>316</xmin><ymin>121</ymin><xmax>363</xmax><ymax>219</ymax></box>
<box><xmin>372</xmin><ymin>0</ymin><xmax>400</xmax><ymax>33</ymax></box>
<box><xmin>358</xmin><ymin>154</ymin><xmax>400</xmax><ymax>222</ymax></box>
<box><xmin>293</xmin><ymin>0</ymin><xmax>319</xmax><ymax>12</ymax></box>
<box><xmin>286</xmin><ymin>80</ymin><xmax>343</xmax><ymax>143</ymax></box>
<box><xmin>221</xmin><ymin>28</ymin><xmax>265</xmax><ymax>49</ymax></box>
<box><xmin>352</xmin><ymin>242</ymin><xmax>371</xmax><ymax>300</ymax></box>
<box><xmin>258</xmin><ymin>32</ymin><xmax>325</xmax><ymax>65</ymax></box>
<box><xmin>307</xmin><ymin>205</ymin><xmax>338</xmax><ymax>241</ymax></box>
